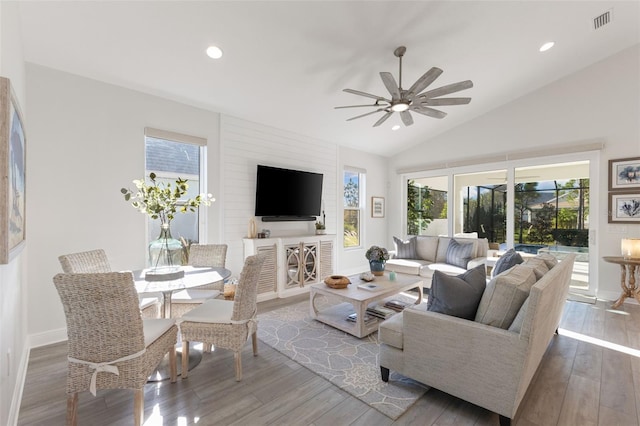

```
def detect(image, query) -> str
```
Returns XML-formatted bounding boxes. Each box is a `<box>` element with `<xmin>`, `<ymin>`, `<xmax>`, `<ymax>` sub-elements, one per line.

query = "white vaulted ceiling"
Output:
<box><xmin>17</xmin><ymin>1</ymin><xmax>640</xmax><ymax>156</ymax></box>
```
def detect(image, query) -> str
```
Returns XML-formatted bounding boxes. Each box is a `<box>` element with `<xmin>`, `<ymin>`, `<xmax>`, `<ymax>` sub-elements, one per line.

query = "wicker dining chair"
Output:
<box><xmin>53</xmin><ymin>272</ymin><xmax>178</xmax><ymax>426</ymax></box>
<box><xmin>179</xmin><ymin>254</ymin><xmax>265</xmax><ymax>381</ymax></box>
<box><xmin>58</xmin><ymin>249</ymin><xmax>161</xmax><ymax>319</ymax></box>
<box><xmin>170</xmin><ymin>244</ymin><xmax>228</xmax><ymax>318</ymax></box>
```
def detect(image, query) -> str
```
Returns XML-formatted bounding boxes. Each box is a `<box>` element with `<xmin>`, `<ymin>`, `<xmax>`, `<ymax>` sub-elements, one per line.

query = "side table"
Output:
<box><xmin>603</xmin><ymin>256</ymin><xmax>640</xmax><ymax>308</ymax></box>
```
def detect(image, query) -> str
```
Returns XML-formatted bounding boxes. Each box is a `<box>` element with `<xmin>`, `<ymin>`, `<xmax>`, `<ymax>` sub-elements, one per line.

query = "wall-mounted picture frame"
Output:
<box><xmin>0</xmin><ymin>77</ymin><xmax>27</xmax><ymax>264</ymax></box>
<box><xmin>371</xmin><ymin>196</ymin><xmax>384</xmax><ymax>218</ymax></box>
<box><xmin>609</xmin><ymin>156</ymin><xmax>640</xmax><ymax>191</ymax></box>
<box><xmin>608</xmin><ymin>191</ymin><xmax>640</xmax><ymax>224</ymax></box>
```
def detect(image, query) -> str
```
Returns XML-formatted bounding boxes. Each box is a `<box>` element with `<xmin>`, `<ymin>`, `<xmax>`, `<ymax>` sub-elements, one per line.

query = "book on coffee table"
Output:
<box><xmin>358</xmin><ymin>283</ymin><xmax>381</xmax><ymax>291</ymax></box>
<box><xmin>346</xmin><ymin>312</ymin><xmax>376</xmax><ymax>324</ymax></box>
<box><xmin>384</xmin><ymin>299</ymin><xmax>408</xmax><ymax>312</ymax></box>
<box><xmin>366</xmin><ymin>304</ymin><xmax>395</xmax><ymax>319</ymax></box>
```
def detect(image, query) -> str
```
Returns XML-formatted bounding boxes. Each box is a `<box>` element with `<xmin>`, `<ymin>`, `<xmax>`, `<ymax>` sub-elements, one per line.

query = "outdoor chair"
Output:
<box><xmin>58</xmin><ymin>249</ymin><xmax>160</xmax><ymax>319</ymax></box>
<box><xmin>53</xmin><ymin>272</ymin><xmax>178</xmax><ymax>426</ymax></box>
<box><xmin>179</xmin><ymin>254</ymin><xmax>265</xmax><ymax>381</ymax></box>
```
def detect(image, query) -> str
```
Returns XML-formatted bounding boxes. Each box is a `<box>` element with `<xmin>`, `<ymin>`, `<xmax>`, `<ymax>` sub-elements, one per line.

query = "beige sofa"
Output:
<box><xmin>378</xmin><ymin>253</ymin><xmax>576</xmax><ymax>425</ymax></box>
<box><xmin>386</xmin><ymin>236</ymin><xmax>489</xmax><ymax>286</ymax></box>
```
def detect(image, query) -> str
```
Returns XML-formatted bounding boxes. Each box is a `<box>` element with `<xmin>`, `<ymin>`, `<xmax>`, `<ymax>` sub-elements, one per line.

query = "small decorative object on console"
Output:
<box><xmin>359</xmin><ymin>271</ymin><xmax>375</xmax><ymax>282</ymax></box>
<box><xmin>324</xmin><ymin>275</ymin><xmax>350</xmax><ymax>289</ymax></box>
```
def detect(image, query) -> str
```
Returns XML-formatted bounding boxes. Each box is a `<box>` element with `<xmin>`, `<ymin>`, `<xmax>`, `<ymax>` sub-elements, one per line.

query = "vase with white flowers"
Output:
<box><xmin>121</xmin><ymin>172</ymin><xmax>215</xmax><ymax>273</ymax></box>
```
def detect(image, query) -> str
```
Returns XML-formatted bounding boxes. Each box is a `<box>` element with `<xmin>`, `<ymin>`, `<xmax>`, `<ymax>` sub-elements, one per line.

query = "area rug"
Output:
<box><xmin>257</xmin><ymin>296</ymin><xmax>429</xmax><ymax>420</ymax></box>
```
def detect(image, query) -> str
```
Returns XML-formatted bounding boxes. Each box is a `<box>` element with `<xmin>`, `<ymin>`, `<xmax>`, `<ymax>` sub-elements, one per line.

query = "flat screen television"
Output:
<box><xmin>254</xmin><ymin>165</ymin><xmax>323</xmax><ymax>221</ymax></box>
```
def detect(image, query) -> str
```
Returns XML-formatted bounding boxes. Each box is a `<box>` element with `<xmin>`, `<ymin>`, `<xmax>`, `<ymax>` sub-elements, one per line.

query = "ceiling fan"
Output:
<box><xmin>336</xmin><ymin>46</ymin><xmax>473</xmax><ymax>127</ymax></box>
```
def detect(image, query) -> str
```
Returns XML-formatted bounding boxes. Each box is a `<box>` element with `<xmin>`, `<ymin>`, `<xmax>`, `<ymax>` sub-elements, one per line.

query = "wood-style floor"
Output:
<box><xmin>17</xmin><ymin>296</ymin><xmax>640</xmax><ymax>426</ymax></box>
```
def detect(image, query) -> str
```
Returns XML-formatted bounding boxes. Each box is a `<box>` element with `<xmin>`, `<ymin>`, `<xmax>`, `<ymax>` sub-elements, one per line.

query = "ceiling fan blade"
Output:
<box><xmin>373</xmin><ymin>111</ymin><xmax>393</xmax><ymax>127</ymax></box>
<box><xmin>419</xmin><ymin>80</ymin><xmax>473</xmax><ymax>99</ymax></box>
<box><xmin>335</xmin><ymin>103</ymin><xmax>387</xmax><ymax>109</ymax></box>
<box><xmin>400</xmin><ymin>111</ymin><xmax>414</xmax><ymax>126</ymax></box>
<box><xmin>421</xmin><ymin>97</ymin><xmax>472</xmax><ymax>106</ymax></box>
<box><xmin>346</xmin><ymin>108</ymin><xmax>386</xmax><ymax>121</ymax></box>
<box><xmin>410</xmin><ymin>105</ymin><xmax>447</xmax><ymax>119</ymax></box>
<box><xmin>380</xmin><ymin>72</ymin><xmax>401</xmax><ymax>100</ymax></box>
<box><xmin>407</xmin><ymin>67</ymin><xmax>443</xmax><ymax>98</ymax></box>
<box><xmin>343</xmin><ymin>88</ymin><xmax>390</xmax><ymax>102</ymax></box>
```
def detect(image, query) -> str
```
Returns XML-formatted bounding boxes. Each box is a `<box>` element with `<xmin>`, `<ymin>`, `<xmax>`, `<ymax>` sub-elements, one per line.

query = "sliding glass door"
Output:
<box><xmin>512</xmin><ymin>162</ymin><xmax>590</xmax><ymax>293</ymax></box>
<box><xmin>454</xmin><ymin>170</ymin><xmax>507</xmax><ymax>248</ymax></box>
<box><xmin>404</xmin><ymin>155</ymin><xmax>597</xmax><ymax>296</ymax></box>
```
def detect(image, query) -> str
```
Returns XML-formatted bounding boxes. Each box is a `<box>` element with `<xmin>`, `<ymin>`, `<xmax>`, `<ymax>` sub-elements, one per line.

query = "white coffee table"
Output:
<box><xmin>309</xmin><ymin>273</ymin><xmax>423</xmax><ymax>338</ymax></box>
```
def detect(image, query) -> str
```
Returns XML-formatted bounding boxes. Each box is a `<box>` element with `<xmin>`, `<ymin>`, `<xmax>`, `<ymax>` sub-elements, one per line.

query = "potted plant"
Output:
<box><xmin>315</xmin><ymin>220</ymin><xmax>326</xmax><ymax>235</ymax></box>
<box><xmin>365</xmin><ymin>245</ymin><xmax>389</xmax><ymax>276</ymax></box>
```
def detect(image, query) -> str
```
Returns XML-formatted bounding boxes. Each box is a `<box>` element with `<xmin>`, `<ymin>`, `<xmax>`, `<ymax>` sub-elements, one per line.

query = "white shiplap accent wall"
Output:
<box><xmin>221</xmin><ymin>115</ymin><xmax>338</xmax><ymax>276</ymax></box>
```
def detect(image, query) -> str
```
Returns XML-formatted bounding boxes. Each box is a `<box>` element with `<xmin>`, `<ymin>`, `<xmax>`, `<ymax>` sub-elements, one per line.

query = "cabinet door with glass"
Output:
<box><xmin>285</xmin><ymin>242</ymin><xmax>318</xmax><ymax>288</ymax></box>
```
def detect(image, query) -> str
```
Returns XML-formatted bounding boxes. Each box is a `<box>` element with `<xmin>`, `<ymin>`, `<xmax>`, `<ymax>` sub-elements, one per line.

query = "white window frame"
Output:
<box><xmin>144</xmin><ymin>127</ymin><xmax>209</xmax><ymax>245</ymax></box>
<box><xmin>343</xmin><ymin>166</ymin><xmax>365</xmax><ymax>249</ymax></box>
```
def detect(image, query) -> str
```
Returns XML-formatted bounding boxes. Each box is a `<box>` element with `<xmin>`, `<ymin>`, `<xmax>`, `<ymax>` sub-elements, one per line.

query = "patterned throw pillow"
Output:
<box><xmin>492</xmin><ymin>248</ymin><xmax>524</xmax><ymax>277</ymax></box>
<box><xmin>445</xmin><ymin>239</ymin><xmax>475</xmax><ymax>268</ymax></box>
<box><xmin>393</xmin><ymin>236</ymin><xmax>417</xmax><ymax>259</ymax></box>
<box><xmin>427</xmin><ymin>264</ymin><xmax>487</xmax><ymax>320</ymax></box>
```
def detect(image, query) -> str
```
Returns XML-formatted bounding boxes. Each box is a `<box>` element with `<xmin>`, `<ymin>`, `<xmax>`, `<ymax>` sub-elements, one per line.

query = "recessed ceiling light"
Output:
<box><xmin>392</xmin><ymin>125</ymin><xmax>401</xmax><ymax>131</ymax></box>
<box><xmin>206</xmin><ymin>45</ymin><xmax>223</xmax><ymax>59</ymax></box>
<box><xmin>539</xmin><ymin>41</ymin><xmax>555</xmax><ymax>52</ymax></box>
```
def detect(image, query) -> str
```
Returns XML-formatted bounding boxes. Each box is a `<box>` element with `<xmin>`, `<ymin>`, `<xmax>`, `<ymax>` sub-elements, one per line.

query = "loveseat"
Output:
<box><xmin>378</xmin><ymin>252</ymin><xmax>575</xmax><ymax>425</ymax></box>
<box><xmin>386</xmin><ymin>235</ymin><xmax>489</xmax><ymax>287</ymax></box>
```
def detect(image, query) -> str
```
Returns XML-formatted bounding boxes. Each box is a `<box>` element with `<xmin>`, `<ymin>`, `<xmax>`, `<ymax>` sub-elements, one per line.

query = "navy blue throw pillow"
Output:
<box><xmin>492</xmin><ymin>248</ymin><xmax>524</xmax><ymax>277</ymax></box>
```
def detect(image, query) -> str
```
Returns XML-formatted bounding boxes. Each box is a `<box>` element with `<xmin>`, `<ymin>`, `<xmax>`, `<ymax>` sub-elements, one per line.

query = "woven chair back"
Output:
<box><xmin>53</xmin><ymin>272</ymin><xmax>145</xmax><ymax>362</ymax></box>
<box><xmin>58</xmin><ymin>249</ymin><xmax>111</xmax><ymax>273</ymax></box>
<box><xmin>231</xmin><ymin>254</ymin><xmax>266</xmax><ymax>322</ymax></box>
<box><xmin>188</xmin><ymin>244</ymin><xmax>228</xmax><ymax>268</ymax></box>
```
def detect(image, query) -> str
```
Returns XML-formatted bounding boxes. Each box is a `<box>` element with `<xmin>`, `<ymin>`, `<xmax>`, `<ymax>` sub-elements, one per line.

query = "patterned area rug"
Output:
<box><xmin>257</xmin><ymin>295</ymin><xmax>429</xmax><ymax>420</ymax></box>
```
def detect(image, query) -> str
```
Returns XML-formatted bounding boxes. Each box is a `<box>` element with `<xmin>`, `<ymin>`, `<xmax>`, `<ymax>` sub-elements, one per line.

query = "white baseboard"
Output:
<box><xmin>8</xmin><ymin>344</ymin><xmax>30</xmax><ymax>426</ymax></box>
<box><xmin>28</xmin><ymin>328</ymin><xmax>67</xmax><ymax>349</ymax></box>
<box><xmin>9</xmin><ymin>329</ymin><xmax>68</xmax><ymax>425</ymax></box>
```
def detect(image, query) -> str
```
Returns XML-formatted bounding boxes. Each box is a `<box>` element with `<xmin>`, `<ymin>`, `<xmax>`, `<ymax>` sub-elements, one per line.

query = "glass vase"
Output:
<box><xmin>369</xmin><ymin>259</ymin><xmax>386</xmax><ymax>276</ymax></box>
<box><xmin>148</xmin><ymin>223</ymin><xmax>183</xmax><ymax>273</ymax></box>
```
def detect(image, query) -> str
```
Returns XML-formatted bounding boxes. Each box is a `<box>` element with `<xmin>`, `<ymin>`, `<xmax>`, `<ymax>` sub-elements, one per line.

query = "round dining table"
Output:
<box><xmin>134</xmin><ymin>266</ymin><xmax>231</xmax><ymax>318</ymax></box>
<box><xmin>133</xmin><ymin>265</ymin><xmax>232</xmax><ymax>380</ymax></box>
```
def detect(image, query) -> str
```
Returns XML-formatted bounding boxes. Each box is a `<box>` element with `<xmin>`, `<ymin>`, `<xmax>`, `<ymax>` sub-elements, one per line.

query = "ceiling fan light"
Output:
<box><xmin>391</xmin><ymin>102</ymin><xmax>410</xmax><ymax>112</ymax></box>
<box><xmin>206</xmin><ymin>45</ymin><xmax>223</xmax><ymax>59</ymax></box>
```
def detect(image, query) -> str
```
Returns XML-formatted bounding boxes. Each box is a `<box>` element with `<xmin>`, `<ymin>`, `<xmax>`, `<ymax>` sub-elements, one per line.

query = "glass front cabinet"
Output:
<box><xmin>244</xmin><ymin>234</ymin><xmax>335</xmax><ymax>300</ymax></box>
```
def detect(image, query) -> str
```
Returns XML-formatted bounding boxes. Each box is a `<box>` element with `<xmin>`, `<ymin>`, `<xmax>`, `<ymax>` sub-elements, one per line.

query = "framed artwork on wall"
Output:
<box><xmin>609</xmin><ymin>156</ymin><xmax>640</xmax><ymax>191</ymax></box>
<box><xmin>0</xmin><ymin>77</ymin><xmax>27</xmax><ymax>263</ymax></box>
<box><xmin>371</xmin><ymin>196</ymin><xmax>384</xmax><ymax>218</ymax></box>
<box><xmin>608</xmin><ymin>191</ymin><xmax>640</xmax><ymax>224</ymax></box>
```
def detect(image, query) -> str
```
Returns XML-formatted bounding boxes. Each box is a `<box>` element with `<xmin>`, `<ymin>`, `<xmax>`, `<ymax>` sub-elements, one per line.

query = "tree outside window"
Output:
<box><xmin>344</xmin><ymin>170</ymin><xmax>362</xmax><ymax>248</ymax></box>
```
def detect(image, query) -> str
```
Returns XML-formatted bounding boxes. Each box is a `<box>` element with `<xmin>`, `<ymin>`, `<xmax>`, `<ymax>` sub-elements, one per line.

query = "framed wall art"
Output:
<box><xmin>0</xmin><ymin>77</ymin><xmax>26</xmax><ymax>263</ymax></box>
<box><xmin>371</xmin><ymin>196</ymin><xmax>384</xmax><ymax>218</ymax></box>
<box><xmin>608</xmin><ymin>191</ymin><xmax>640</xmax><ymax>224</ymax></box>
<box><xmin>609</xmin><ymin>156</ymin><xmax>640</xmax><ymax>191</ymax></box>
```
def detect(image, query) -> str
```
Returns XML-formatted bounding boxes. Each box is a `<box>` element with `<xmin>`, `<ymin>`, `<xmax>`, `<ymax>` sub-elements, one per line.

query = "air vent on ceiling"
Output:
<box><xmin>593</xmin><ymin>9</ymin><xmax>612</xmax><ymax>30</ymax></box>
